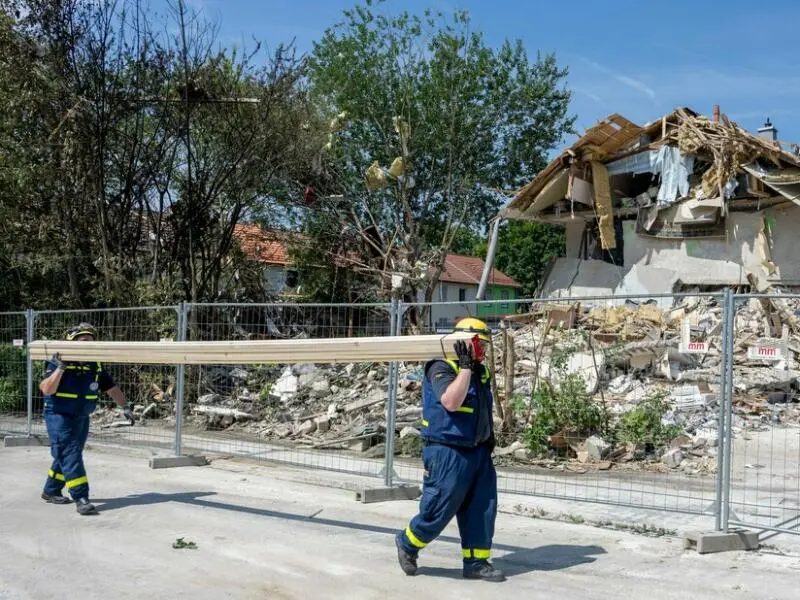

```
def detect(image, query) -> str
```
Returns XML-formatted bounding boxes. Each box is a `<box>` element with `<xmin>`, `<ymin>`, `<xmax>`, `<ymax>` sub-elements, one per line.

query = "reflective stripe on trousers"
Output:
<box><xmin>43</xmin><ymin>413</ymin><xmax>91</xmax><ymax>500</ymax></box>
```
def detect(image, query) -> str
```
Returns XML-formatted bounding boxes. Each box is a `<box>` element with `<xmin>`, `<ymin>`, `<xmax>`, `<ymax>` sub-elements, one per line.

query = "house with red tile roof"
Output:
<box><xmin>233</xmin><ymin>224</ymin><xmax>303</xmax><ymax>295</ymax></box>
<box><xmin>432</xmin><ymin>253</ymin><xmax>522</xmax><ymax>331</ymax></box>
<box><xmin>233</xmin><ymin>223</ymin><xmax>522</xmax><ymax>327</ymax></box>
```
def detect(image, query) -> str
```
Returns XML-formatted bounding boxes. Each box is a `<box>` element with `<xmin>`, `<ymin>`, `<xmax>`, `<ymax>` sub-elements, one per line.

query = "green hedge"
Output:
<box><xmin>0</xmin><ymin>344</ymin><xmax>26</xmax><ymax>413</ymax></box>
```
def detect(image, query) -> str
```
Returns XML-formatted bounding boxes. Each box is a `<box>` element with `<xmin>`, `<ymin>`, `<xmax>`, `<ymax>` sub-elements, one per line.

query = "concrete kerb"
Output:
<box><xmin>149</xmin><ymin>455</ymin><xmax>209</xmax><ymax>469</ymax></box>
<box><xmin>355</xmin><ymin>484</ymin><xmax>421</xmax><ymax>503</ymax></box>
<box><xmin>683</xmin><ymin>529</ymin><xmax>760</xmax><ymax>554</ymax></box>
<box><xmin>2</xmin><ymin>434</ymin><xmax>49</xmax><ymax>448</ymax></box>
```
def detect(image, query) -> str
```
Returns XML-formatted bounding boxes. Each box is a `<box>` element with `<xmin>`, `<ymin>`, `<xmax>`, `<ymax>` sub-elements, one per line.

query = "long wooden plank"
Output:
<box><xmin>27</xmin><ymin>333</ymin><xmax>476</xmax><ymax>365</ymax></box>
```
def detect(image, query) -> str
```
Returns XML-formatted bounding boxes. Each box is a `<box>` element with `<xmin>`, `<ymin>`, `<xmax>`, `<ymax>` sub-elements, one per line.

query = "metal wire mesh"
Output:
<box><xmin>0</xmin><ymin>312</ymin><xmax>29</xmax><ymax>435</ymax></box>
<box><xmin>176</xmin><ymin>302</ymin><xmax>396</xmax><ymax>478</ymax></box>
<box><xmin>11</xmin><ymin>294</ymin><xmax>800</xmax><ymax>534</ymax></box>
<box><xmin>726</xmin><ymin>294</ymin><xmax>800</xmax><ymax>535</ymax></box>
<box><xmin>30</xmin><ymin>307</ymin><xmax>180</xmax><ymax>450</ymax></box>
<box><xmin>188</xmin><ymin>302</ymin><xmax>392</xmax><ymax>341</ymax></box>
<box><xmin>392</xmin><ymin>294</ymin><xmax>723</xmax><ymax>516</ymax></box>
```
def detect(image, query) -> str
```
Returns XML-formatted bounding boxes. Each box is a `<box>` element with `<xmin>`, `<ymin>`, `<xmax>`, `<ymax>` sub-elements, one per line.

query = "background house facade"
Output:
<box><xmin>234</xmin><ymin>224</ymin><xmax>522</xmax><ymax>329</ymax></box>
<box><xmin>233</xmin><ymin>225</ymin><xmax>303</xmax><ymax>297</ymax></box>
<box><xmin>427</xmin><ymin>254</ymin><xmax>522</xmax><ymax>332</ymax></box>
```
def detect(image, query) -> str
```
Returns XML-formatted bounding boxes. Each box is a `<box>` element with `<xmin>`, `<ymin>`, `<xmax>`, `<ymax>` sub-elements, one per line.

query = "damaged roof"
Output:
<box><xmin>503</xmin><ymin>107</ymin><xmax>800</xmax><ymax>221</ymax></box>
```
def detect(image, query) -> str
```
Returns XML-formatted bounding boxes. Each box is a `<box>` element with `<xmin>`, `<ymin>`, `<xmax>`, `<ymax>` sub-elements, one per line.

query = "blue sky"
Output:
<box><xmin>160</xmin><ymin>0</ymin><xmax>799</xmax><ymax>151</ymax></box>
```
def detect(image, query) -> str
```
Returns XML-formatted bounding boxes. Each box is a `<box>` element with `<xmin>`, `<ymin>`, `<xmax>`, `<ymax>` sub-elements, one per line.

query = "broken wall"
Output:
<box><xmin>540</xmin><ymin>257</ymin><xmax>622</xmax><ymax>299</ymax></box>
<box><xmin>565</xmin><ymin>220</ymin><xmax>585</xmax><ymax>257</ymax></box>
<box><xmin>541</xmin><ymin>206</ymin><xmax>800</xmax><ymax>300</ymax></box>
<box><xmin>624</xmin><ymin>206</ymin><xmax>800</xmax><ymax>288</ymax></box>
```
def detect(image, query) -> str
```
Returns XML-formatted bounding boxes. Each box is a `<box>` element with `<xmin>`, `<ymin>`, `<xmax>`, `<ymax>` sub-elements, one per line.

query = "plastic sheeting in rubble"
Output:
<box><xmin>605</xmin><ymin>146</ymin><xmax>694</xmax><ymax>206</ymax></box>
<box><xmin>653</xmin><ymin>146</ymin><xmax>694</xmax><ymax>205</ymax></box>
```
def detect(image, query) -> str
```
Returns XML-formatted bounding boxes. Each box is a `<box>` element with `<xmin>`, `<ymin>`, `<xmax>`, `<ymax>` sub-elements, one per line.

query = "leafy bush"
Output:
<box><xmin>615</xmin><ymin>391</ymin><xmax>683</xmax><ymax>450</ymax></box>
<box><xmin>522</xmin><ymin>375</ymin><xmax>608</xmax><ymax>456</ymax></box>
<box><xmin>518</xmin><ymin>346</ymin><xmax>608</xmax><ymax>456</ymax></box>
<box><xmin>0</xmin><ymin>345</ymin><xmax>26</xmax><ymax>413</ymax></box>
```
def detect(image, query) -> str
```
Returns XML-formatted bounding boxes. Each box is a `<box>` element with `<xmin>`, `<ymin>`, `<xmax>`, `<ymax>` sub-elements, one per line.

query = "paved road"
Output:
<box><xmin>1</xmin><ymin>444</ymin><xmax>799</xmax><ymax>600</ymax></box>
<box><xmin>4</xmin><ymin>414</ymin><xmax>800</xmax><ymax>539</ymax></box>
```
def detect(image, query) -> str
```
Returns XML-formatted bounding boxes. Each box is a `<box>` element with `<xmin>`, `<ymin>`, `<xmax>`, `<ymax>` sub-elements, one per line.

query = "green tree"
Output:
<box><xmin>0</xmin><ymin>0</ymin><xmax>318</xmax><ymax>310</ymax></box>
<box><xmin>478</xmin><ymin>220</ymin><xmax>566</xmax><ymax>297</ymax></box>
<box><xmin>303</xmin><ymin>0</ymin><xmax>574</xmax><ymax>326</ymax></box>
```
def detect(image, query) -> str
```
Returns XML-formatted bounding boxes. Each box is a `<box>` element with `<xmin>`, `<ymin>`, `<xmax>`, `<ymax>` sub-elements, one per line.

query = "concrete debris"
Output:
<box><xmin>495</xmin><ymin>441</ymin><xmax>526</xmax><ymax>457</ymax></box>
<box><xmin>192</xmin><ymin>405</ymin><xmax>253</xmax><ymax>421</ymax></box>
<box><xmin>661</xmin><ymin>447</ymin><xmax>683</xmax><ymax>469</ymax></box>
<box><xmin>693</xmin><ymin>427</ymin><xmax>717</xmax><ymax>448</ymax></box>
<box><xmin>514</xmin><ymin>448</ymin><xmax>533</xmax><ymax>461</ymax></box>
<box><xmin>314</xmin><ymin>416</ymin><xmax>331</xmax><ymax>433</ymax></box>
<box><xmin>585</xmin><ymin>435</ymin><xmax>611</xmax><ymax>461</ymax></box>
<box><xmin>271</xmin><ymin>367</ymin><xmax>299</xmax><ymax>401</ymax></box>
<box><xmin>399</xmin><ymin>426</ymin><xmax>420</xmax><ymax>439</ymax></box>
<box><xmin>298</xmin><ymin>419</ymin><xmax>317</xmax><ymax>435</ymax></box>
<box><xmin>538</xmin><ymin>350</ymin><xmax>605</xmax><ymax>394</ymax></box>
<box><xmin>197</xmin><ymin>393</ymin><xmax>220</xmax><ymax>405</ymax></box>
<box><xmin>141</xmin><ymin>403</ymin><xmax>158</xmax><ymax>420</ymax></box>
<box><xmin>273</xmin><ymin>424</ymin><xmax>292</xmax><ymax>439</ymax></box>
<box><xmin>670</xmin><ymin>385</ymin><xmax>716</xmax><ymax>411</ymax></box>
<box><xmin>311</xmin><ymin>379</ymin><xmax>331</xmax><ymax>398</ymax></box>
<box><xmin>229</xmin><ymin>368</ymin><xmax>249</xmax><ymax>382</ymax></box>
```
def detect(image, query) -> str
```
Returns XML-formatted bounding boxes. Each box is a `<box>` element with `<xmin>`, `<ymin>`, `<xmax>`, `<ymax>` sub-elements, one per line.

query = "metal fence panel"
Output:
<box><xmin>0</xmin><ymin>312</ymin><xmax>29</xmax><ymax>435</ymax></box>
<box><xmin>392</xmin><ymin>294</ymin><xmax>724</xmax><ymax>517</ymax></box>
<box><xmin>175</xmin><ymin>302</ymin><xmax>396</xmax><ymax>479</ymax></box>
<box><xmin>20</xmin><ymin>292</ymin><xmax>800</xmax><ymax>535</ymax></box>
<box><xmin>30</xmin><ymin>307</ymin><xmax>180</xmax><ymax>450</ymax></box>
<box><xmin>725</xmin><ymin>293</ymin><xmax>800</xmax><ymax>535</ymax></box>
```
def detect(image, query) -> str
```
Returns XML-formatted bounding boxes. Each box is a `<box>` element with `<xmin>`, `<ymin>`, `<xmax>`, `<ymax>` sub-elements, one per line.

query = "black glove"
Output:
<box><xmin>122</xmin><ymin>407</ymin><xmax>135</xmax><ymax>425</ymax></box>
<box><xmin>454</xmin><ymin>340</ymin><xmax>474</xmax><ymax>370</ymax></box>
<box><xmin>488</xmin><ymin>432</ymin><xmax>496</xmax><ymax>455</ymax></box>
<box><xmin>50</xmin><ymin>353</ymin><xmax>65</xmax><ymax>370</ymax></box>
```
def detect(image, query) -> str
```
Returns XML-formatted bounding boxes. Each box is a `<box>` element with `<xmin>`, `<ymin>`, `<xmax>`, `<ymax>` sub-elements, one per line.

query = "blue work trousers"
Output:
<box><xmin>43</xmin><ymin>413</ymin><xmax>91</xmax><ymax>500</ymax></box>
<box><xmin>399</xmin><ymin>442</ymin><xmax>497</xmax><ymax>564</ymax></box>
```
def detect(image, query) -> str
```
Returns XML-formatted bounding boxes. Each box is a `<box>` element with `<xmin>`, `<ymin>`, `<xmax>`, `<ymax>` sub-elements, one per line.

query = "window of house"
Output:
<box><xmin>285</xmin><ymin>269</ymin><xmax>299</xmax><ymax>288</ymax></box>
<box><xmin>440</xmin><ymin>284</ymin><xmax>448</xmax><ymax>301</ymax></box>
<box><xmin>500</xmin><ymin>289</ymin><xmax>510</xmax><ymax>309</ymax></box>
<box><xmin>458</xmin><ymin>288</ymin><xmax>466</xmax><ymax>302</ymax></box>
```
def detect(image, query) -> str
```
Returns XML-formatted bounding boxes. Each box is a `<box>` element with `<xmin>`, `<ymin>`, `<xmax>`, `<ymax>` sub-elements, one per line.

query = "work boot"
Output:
<box><xmin>75</xmin><ymin>497</ymin><xmax>98</xmax><ymax>516</ymax></box>
<box><xmin>463</xmin><ymin>560</ymin><xmax>506</xmax><ymax>582</ymax></box>
<box><xmin>41</xmin><ymin>492</ymin><xmax>72</xmax><ymax>505</ymax></box>
<box><xmin>395</xmin><ymin>533</ymin><xmax>418</xmax><ymax>576</ymax></box>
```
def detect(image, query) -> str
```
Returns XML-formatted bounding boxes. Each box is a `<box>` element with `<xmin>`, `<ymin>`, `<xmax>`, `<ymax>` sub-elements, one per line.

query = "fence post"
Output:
<box><xmin>721</xmin><ymin>288</ymin><xmax>736</xmax><ymax>532</ymax></box>
<box><xmin>383</xmin><ymin>299</ymin><xmax>401</xmax><ymax>487</ymax></box>
<box><xmin>713</xmin><ymin>291</ymin><xmax>730</xmax><ymax>531</ymax></box>
<box><xmin>174</xmin><ymin>302</ymin><xmax>188</xmax><ymax>457</ymax></box>
<box><xmin>25</xmin><ymin>309</ymin><xmax>34</xmax><ymax>437</ymax></box>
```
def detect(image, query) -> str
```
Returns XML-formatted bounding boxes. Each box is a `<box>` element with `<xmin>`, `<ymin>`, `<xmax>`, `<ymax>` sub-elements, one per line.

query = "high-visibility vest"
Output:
<box><xmin>419</xmin><ymin>359</ymin><xmax>493</xmax><ymax>448</ymax></box>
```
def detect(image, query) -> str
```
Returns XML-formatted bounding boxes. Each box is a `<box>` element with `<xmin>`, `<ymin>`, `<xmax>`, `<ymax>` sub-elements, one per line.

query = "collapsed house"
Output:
<box><xmin>500</xmin><ymin>107</ymin><xmax>800</xmax><ymax>301</ymax></box>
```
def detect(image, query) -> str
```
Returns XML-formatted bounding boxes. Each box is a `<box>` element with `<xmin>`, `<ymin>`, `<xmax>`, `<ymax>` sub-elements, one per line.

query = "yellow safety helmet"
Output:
<box><xmin>65</xmin><ymin>322</ymin><xmax>97</xmax><ymax>341</ymax></box>
<box><xmin>454</xmin><ymin>317</ymin><xmax>491</xmax><ymax>342</ymax></box>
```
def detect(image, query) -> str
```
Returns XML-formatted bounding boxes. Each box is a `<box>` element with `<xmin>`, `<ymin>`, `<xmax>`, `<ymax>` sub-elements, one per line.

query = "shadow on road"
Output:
<box><xmin>94</xmin><ymin>491</ymin><xmax>607</xmax><ymax>578</ymax></box>
<box><xmin>93</xmin><ymin>491</ymin><xmax>216</xmax><ymax>511</ymax></box>
<box><xmin>416</xmin><ymin>544</ymin><xmax>606</xmax><ymax>579</ymax></box>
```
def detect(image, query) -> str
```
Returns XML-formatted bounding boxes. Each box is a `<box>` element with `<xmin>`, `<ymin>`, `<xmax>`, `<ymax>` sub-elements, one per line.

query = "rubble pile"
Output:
<box><xmin>89</xmin><ymin>294</ymin><xmax>800</xmax><ymax>473</ymax></box>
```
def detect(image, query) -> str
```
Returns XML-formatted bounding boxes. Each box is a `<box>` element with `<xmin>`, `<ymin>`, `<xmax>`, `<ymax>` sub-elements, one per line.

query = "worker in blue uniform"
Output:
<box><xmin>39</xmin><ymin>322</ymin><xmax>134</xmax><ymax>515</ymax></box>
<box><xmin>395</xmin><ymin>318</ymin><xmax>505</xmax><ymax>582</ymax></box>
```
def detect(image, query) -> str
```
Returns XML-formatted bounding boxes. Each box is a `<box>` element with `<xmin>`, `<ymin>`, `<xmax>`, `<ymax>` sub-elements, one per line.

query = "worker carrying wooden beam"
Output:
<box><xmin>38</xmin><ymin>322</ymin><xmax>133</xmax><ymax>516</ymax></box>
